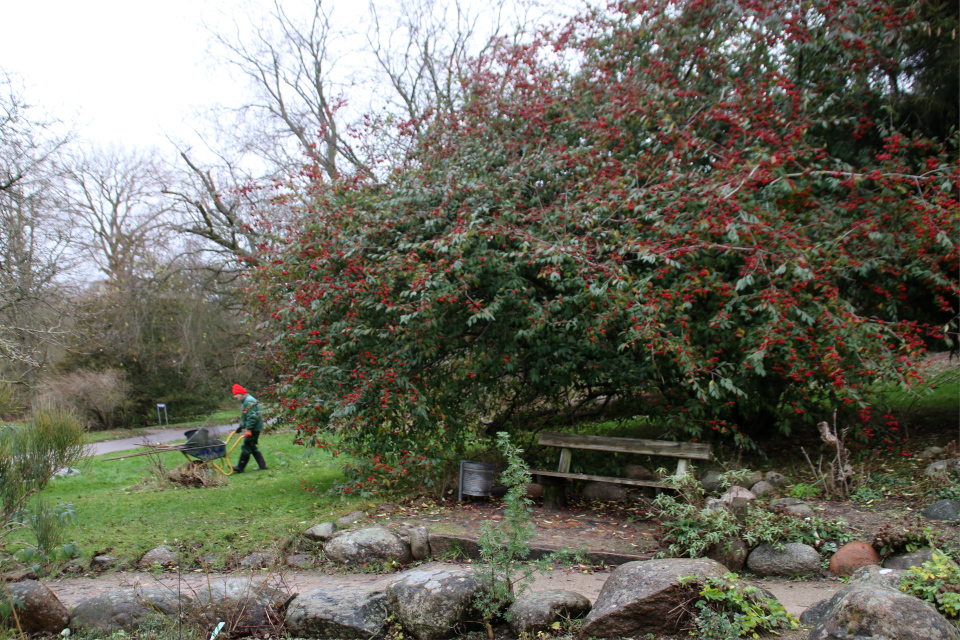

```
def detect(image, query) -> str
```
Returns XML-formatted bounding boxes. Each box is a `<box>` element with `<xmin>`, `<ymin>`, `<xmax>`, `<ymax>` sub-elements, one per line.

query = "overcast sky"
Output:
<box><xmin>1</xmin><ymin>0</ymin><xmax>554</xmax><ymax>155</ymax></box>
<box><xmin>0</xmin><ymin>0</ymin><xmax>375</xmax><ymax>152</ymax></box>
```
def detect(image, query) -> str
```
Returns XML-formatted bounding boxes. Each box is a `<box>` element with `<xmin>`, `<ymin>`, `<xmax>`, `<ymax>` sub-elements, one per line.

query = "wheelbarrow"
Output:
<box><xmin>179</xmin><ymin>427</ymin><xmax>243</xmax><ymax>476</ymax></box>
<box><xmin>104</xmin><ymin>427</ymin><xmax>243</xmax><ymax>476</ymax></box>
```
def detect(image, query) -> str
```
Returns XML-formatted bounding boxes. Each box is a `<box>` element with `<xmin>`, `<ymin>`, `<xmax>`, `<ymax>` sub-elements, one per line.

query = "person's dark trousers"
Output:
<box><xmin>234</xmin><ymin>431</ymin><xmax>268</xmax><ymax>472</ymax></box>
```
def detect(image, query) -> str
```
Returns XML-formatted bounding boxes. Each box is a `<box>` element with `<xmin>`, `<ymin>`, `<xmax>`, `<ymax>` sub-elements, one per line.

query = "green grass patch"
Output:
<box><xmin>32</xmin><ymin>432</ymin><xmax>368</xmax><ymax>565</ymax></box>
<box><xmin>882</xmin><ymin>368</ymin><xmax>960</xmax><ymax>414</ymax></box>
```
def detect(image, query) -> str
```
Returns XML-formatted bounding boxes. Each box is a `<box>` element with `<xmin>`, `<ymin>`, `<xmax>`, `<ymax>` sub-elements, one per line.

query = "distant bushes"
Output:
<box><xmin>38</xmin><ymin>370</ymin><xmax>130</xmax><ymax>430</ymax></box>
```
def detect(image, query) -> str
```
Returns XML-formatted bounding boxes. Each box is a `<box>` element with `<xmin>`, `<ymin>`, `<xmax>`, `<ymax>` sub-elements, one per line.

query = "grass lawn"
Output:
<box><xmin>34</xmin><ymin>431</ymin><xmax>369</xmax><ymax>566</ymax></box>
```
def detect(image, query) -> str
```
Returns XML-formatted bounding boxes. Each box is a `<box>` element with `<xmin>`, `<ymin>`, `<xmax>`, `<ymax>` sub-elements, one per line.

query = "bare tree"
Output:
<box><xmin>204</xmin><ymin>0</ymin><xmax>533</xmax><ymax>181</ymax></box>
<box><xmin>161</xmin><ymin>147</ymin><xmax>263</xmax><ymax>270</ymax></box>
<box><xmin>367</xmin><ymin>0</ymin><xmax>517</xmax><ymax>139</ymax></box>
<box><xmin>63</xmin><ymin>145</ymin><xmax>174</xmax><ymax>287</ymax></box>
<box><xmin>0</xmin><ymin>72</ymin><xmax>75</xmax><ymax>385</ymax></box>
<box><xmin>208</xmin><ymin>0</ymin><xmax>372</xmax><ymax>181</ymax></box>
<box><xmin>166</xmin><ymin>0</ymin><xmax>537</xmax><ymax>272</ymax></box>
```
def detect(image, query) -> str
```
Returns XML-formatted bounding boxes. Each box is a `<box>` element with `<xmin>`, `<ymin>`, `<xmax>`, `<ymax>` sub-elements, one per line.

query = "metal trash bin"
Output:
<box><xmin>458</xmin><ymin>461</ymin><xmax>496</xmax><ymax>502</ymax></box>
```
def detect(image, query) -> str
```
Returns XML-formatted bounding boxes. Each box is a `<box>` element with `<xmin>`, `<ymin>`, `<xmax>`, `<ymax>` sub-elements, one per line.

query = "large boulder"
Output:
<box><xmin>240</xmin><ymin>551</ymin><xmax>278</xmax><ymax>569</ymax></box>
<box><xmin>800</xmin><ymin>565</ymin><xmax>906</xmax><ymax>626</ymax></box>
<box><xmin>765</xmin><ymin>471</ymin><xmax>789</xmax><ymax>487</ymax></box>
<box><xmin>5</xmin><ymin>580</ymin><xmax>69</xmax><ymax>633</ymax></box>
<box><xmin>1</xmin><ymin>569</ymin><xmax>38</xmax><ymax>582</ymax></box>
<box><xmin>828</xmin><ymin>542</ymin><xmax>879</xmax><ymax>577</ymax></box>
<box><xmin>384</xmin><ymin>564</ymin><xmax>507</xmax><ymax>640</ymax></box>
<box><xmin>807</xmin><ymin>584</ymin><xmax>959</xmax><ymax>640</ymax></box>
<box><xmin>325</xmin><ymin>526</ymin><xmax>412</xmax><ymax>565</ymax></box>
<box><xmin>770</xmin><ymin>497</ymin><xmax>804</xmax><ymax>509</ymax></box>
<box><xmin>924</xmin><ymin>458</ymin><xmax>960</xmax><ymax>476</ymax></box>
<box><xmin>849</xmin><ymin>565</ymin><xmax>905</xmax><ymax>589</ymax></box>
<box><xmin>303</xmin><ymin>522</ymin><xmax>338</xmax><ymax>542</ymax></box>
<box><xmin>507</xmin><ymin>590</ymin><xmax>591</xmax><ymax>636</ymax></box>
<box><xmin>579</xmin><ymin>558</ymin><xmax>727</xmax><ymax>637</ymax></box>
<box><xmin>91</xmin><ymin>555</ymin><xmax>119</xmax><ymax>568</ymax></box>
<box><xmin>721</xmin><ymin>486</ymin><xmax>756</xmax><ymax>504</ymax></box>
<box><xmin>699</xmin><ymin>470</ymin><xmax>723</xmax><ymax>493</ymax></box>
<box><xmin>139</xmin><ymin>545</ymin><xmax>178</xmax><ymax>568</ymax></box>
<box><xmin>285</xmin><ymin>584</ymin><xmax>389</xmax><ymax>639</ymax></box>
<box><xmin>336</xmin><ymin>510</ymin><xmax>367</xmax><ymax>527</ymax></box>
<box><xmin>71</xmin><ymin>586</ymin><xmax>190</xmax><ymax>632</ymax></box>
<box><xmin>623</xmin><ymin>465</ymin><xmax>655</xmax><ymax>480</ymax></box>
<box><xmin>705</xmin><ymin>539</ymin><xmax>749</xmax><ymax>572</ymax></box>
<box><xmin>408</xmin><ymin>527</ymin><xmax>431</xmax><ymax>561</ymax></box>
<box><xmin>286</xmin><ymin>554</ymin><xmax>315</xmax><ymax>569</ymax></box>
<box><xmin>750</xmin><ymin>480</ymin><xmax>776</xmax><ymax>497</ymax></box>
<box><xmin>188</xmin><ymin>577</ymin><xmax>288</xmax><ymax>632</ymax></box>
<box><xmin>746</xmin><ymin>543</ymin><xmax>820</xmax><ymax>577</ymax></box>
<box><xmin>770</xmin><ymin>497</ymin><xmax>817</xmax><ymax>519</ymax></box>
<box><xmin>785</xmin><ymin>503</ymin><xmax>816</xmax><ymax>519</ymax></box>
<box><xmin>922</xmin><ymin>499</ymin><xmax>960</xmax><ymax>522</ymax></box>
<box><xmin>884</xmin><ymin>548</ymin><xmax>935</xmax><ymax>570</ymax></box>
<box><xmin>582</xmin><ymin>482</ymin><xmax>627</xmax><ymax>502</ymax></box>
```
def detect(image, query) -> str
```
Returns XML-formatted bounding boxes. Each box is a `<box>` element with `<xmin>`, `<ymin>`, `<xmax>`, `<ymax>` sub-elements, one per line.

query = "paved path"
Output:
<box><xmin>91</xmin><ymin>424</ymin><xmax>237</xmax><ymax>456</ymax></box>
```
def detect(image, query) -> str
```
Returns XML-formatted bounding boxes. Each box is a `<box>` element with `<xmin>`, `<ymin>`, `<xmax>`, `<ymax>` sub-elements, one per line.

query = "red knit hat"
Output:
<box><xmin>232</xmin><ymin>384</ymin><xmax>247</xmax><ymax>395</ymax></box>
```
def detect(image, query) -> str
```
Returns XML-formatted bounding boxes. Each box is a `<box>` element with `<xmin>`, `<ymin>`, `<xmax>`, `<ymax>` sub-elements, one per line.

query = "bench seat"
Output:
<box><xmin>529</xmin><ymin>431</ymin><xmax>712</xmax><ymax>508</ymax></box>
<box><xmin>529</xmin><ymin>470</ymin><xmax>672</xmax><ymax>490</ymax></box>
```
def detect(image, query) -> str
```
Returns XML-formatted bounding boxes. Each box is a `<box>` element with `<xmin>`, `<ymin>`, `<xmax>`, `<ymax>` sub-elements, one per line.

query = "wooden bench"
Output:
<box><xmin>529</xmin><ymin>432</ymin><xmax>712</xmax><ymax>508</ymax></box>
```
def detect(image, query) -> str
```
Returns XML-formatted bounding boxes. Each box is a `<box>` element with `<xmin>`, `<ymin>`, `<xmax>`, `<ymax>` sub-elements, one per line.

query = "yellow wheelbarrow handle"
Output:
<box><xmin>210</xmin><ymin>430</ymin><xmax>244</xmax><ymax>476</ymax></box>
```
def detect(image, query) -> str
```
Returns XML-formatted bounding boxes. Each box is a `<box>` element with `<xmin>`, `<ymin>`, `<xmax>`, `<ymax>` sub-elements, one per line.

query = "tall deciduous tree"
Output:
<box><xmin>254</xmin><ymin>0</ymin><xmax>958</xmax><ymax>486</ymax></box>
<box><xmin>0</xmin><ymin>72</ymin><xmax>74</xmax><ymax>386</ymax></box>
<box><xmin>63</xmin><ymin>145</ymin><xmax>173</xmax><ymax>287</ymax></box>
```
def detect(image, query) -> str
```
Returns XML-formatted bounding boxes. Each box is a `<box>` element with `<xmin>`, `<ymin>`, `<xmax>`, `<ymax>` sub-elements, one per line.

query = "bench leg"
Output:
<box><xmin>541</xmin><ymin>477</ymin><xmax>566</xmax><ymax>511</ymax></box>
<box><xmin>675</xmin><ymin>458</ymin><xmax>689</xmax><ymax>477</ymax></box>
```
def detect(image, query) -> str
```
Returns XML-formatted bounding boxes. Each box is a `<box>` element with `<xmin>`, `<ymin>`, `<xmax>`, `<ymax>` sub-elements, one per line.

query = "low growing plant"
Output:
<box><xmin>788</xmin><ymin>483</ymin><xmax>822</xmax><ymax>499</ymax></box>
<box><xmin>474</xmin><ymin>432</ymin><xmax>537</xmax><ymax>639</ymax></box>
<box><xmin>685</xmin><ymin>573</ymin><xmax>799</xmax><ymax>639</ymax></box>
<box><xmin>849</xmin><ymin>487</ymin><xmax>883</xmax><ymax>504</ymax></box>
<box><xmin>655</xmin><ymin>492</ymin><xmax>851</xmax><ymax>558</ymax></box>
<box><xmin>899</xmin><ymin>551</ymin><xmax>960</xmax><ymax>618</ymax></box>
<box><xmin>8</xmin><ymin>500</ymin><xmax>79</xmax><ymax>562</ymax></box>
<box><xmin>872</xmin><ymin>517</ymin><xmax>952</xmax><ymax>558</ymax></box>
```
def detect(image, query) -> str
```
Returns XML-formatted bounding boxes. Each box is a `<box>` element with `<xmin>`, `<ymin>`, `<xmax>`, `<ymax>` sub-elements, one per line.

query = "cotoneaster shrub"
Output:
<box><xmin>252</xmin><ymin>0</ymin><xmax>959</xmax><ymax>488</ymax></box>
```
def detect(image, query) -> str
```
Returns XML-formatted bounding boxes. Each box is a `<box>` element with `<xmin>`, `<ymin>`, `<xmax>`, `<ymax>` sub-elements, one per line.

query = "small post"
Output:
<box><xmin>542</xmin><ymin>477</ymin><xmax>566</xmax><ymax>511</ymax></box>
<box><xmin>558</xmin><ymin>448</ymin><xmax>572</xmax><ymax>473</ymax></box>
<box><xmin>156</xmin><ymin>403</ymin><xmax>168</xmax><ymax>427</ymax></box>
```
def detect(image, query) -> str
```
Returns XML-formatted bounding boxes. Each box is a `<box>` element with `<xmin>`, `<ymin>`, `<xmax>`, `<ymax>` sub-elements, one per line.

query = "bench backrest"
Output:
<box><xmin>537</xmin><ymin>432</ymin><xmax>712</xmax><ymax>460</ymax></box>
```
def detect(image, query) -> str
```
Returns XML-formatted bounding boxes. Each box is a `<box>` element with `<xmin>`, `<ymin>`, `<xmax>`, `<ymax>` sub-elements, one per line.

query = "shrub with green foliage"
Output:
<box><xmin>654</xmin><ymin>491</ymin><xmax>850</xmax><ymax>558</ymax></box>
<box><xmin>253</xmin><ymin>0</ymin><xmax>959</xmax><ymax>481</ymax></box>
<box><xmin>899</xmin><ymin>551</ymin><xmax>960</xmax><ymax>618</ymax></box>
<box><xmin>1</xmin><ymin>406</ymin><xmax>87</xmax><ymax>560</ymax></box>
<box><xmin>687</xmin><ymin>573</ymin><xmax>800</xmax><ymax>639</ymax></box>
<box><xmin>789</xmin><ymin>483</ymin><xmax>822</xmax><ymax>499</ymax></box>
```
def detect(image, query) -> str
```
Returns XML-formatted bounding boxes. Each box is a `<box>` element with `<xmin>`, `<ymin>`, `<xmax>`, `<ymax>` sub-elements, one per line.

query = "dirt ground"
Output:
<box><xmin>41</xmin><ymin>464</ymin><xmax>959</xmax><ymax>623</ymax></box>
<box><xmin>42</xmin><ymin>493</ymin><xmax>858</xmax><ymax>621</ymax></box>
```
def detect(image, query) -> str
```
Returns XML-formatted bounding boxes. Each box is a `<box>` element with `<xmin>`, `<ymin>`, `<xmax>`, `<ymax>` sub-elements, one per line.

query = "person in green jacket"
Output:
<box><xmin>231</xmin><ymin>384</ymin><xmax>268</xmax><ymax>473</ymax></box>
